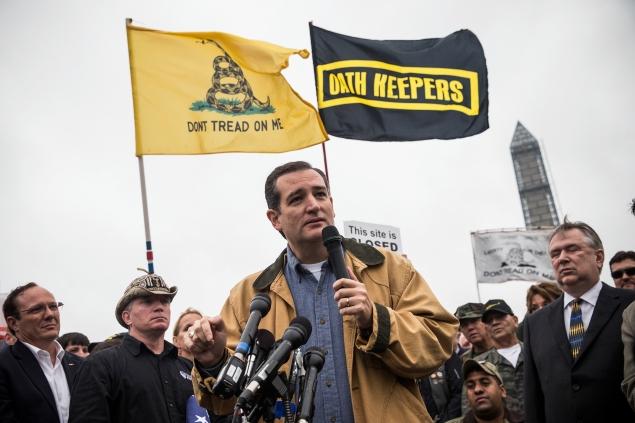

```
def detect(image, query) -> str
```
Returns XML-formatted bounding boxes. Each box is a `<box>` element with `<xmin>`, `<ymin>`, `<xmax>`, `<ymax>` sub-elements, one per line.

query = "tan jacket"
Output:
<box><xmin>193</xmin><ymin>239</ymin><xmax>458</xmax><ymax>422</ymax></box>
<box><xmin>622</xmin><ymin>301</ymin><xmax>635</xmax><ymax>411</ymax></box>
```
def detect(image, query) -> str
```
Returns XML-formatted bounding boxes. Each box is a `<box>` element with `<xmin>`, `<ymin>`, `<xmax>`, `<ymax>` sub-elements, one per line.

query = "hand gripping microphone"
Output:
<box><xmin>212</xmin><ymin>292</ymin><xmax>271</xmax><ymax>398</ymax></box>
<box><xmin>244</xmin><ymin>329</ymin><xmax>275</xmax><ymax>383</ymax></box>
<box><xmin>297</xmin><ymin>347</ymin><xmax>326</xmax><ymax>423</ymax></box>
<box><xmin>322</xmin><ymin>226</ymin><xmax>349</xmax><ymax>280</ymax></box>
<box><xmin>236</xmin><ymin>316</ymin><xmax>312</xmax><ymax>410</ymax></box>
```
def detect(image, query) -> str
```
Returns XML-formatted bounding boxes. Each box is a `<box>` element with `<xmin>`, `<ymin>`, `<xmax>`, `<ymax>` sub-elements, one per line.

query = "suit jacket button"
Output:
<box><xmin>572</xmin><ymin>383</ymin><xmax>580</xmax><ymax>391</ymax></box>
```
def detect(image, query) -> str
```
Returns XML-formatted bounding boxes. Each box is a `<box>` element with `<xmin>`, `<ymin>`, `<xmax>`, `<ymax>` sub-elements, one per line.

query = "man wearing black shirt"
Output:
<box><xmin>69</xmin><ymin>273</ymin><xmax>194</xmax><ymax>423</ymax></box>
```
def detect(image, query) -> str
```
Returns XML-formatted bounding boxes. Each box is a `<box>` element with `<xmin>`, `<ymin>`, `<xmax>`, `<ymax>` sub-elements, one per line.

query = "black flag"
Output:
<box><xmin>309</xmin><ymin>23</ymin><xmax>489</xmax><ymax>141</ymax></box>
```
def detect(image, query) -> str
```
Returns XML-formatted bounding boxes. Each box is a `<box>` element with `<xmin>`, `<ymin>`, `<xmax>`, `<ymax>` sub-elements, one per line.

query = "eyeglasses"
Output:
<box><xmin>611</xmin><ymin>267</ymin><xmax>635</xmax><ymax>279</ymax></box>
<box><xmin>20</xmin><ymin>302</ymin><xmax>64</xmax><ymax>316</ymax></box>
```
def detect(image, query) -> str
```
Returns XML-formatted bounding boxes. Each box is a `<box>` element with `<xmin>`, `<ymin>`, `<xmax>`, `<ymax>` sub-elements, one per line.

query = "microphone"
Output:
<box><xmin>297</xmin><ymin>347</ymin><xmax>326</xmax><ymax>423</ymax></box>
<box><xmin>237</xmin><ymin>317</ymin><xmax>312</xmax><ymax>410</ymax></box>
<box><xmin>244</xmin><ymin>329</ymin><xmax>275</xmax><ymax>383</ymax></box>
<box><xmin>212</xmin><ymin>292</ymin><xmax>271</xmax><ymax>398</ymax></box>
<box><xmin>237</xmin><ymin>293</ymin><xmax>272</xmax><ymax>356</ymax></box>
<box><xmin>322</xmin><ymin>226</ymin><xmax>348</xmax><ymax>280</ymax></box>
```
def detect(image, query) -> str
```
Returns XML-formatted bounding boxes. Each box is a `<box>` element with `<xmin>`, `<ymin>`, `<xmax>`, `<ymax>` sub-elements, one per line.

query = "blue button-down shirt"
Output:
<box><xmin>284</xmin><ymin>247</ymin><xmax>355</xmax><ymax>423</ymax></box>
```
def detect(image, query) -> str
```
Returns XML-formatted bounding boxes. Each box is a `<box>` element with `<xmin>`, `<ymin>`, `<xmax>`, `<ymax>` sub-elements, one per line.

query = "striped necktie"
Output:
<box><xmin>568</xmin><ymin>299</ymin><xmax>584</xmax><ymax>360</ymax></box>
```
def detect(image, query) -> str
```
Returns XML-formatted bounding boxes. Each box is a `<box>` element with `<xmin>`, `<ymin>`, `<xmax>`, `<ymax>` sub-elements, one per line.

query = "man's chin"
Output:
<box><xmin>467</xmin><ymin>335</ymin><xmax>483</xmax><ymax>344</ymax></box>
<box><xmin>558</xmin><ymin>275</ymin><xmax>579</xmax><ymax>287</ymax></box>
<box><xmin>473</xmin><ymin>402</ymin><xmax>499</xmax><ymax>419</ymax></box>
<box><xmin>148</xmin><ymin>321</ymin><xmax>169</xmax><ymax>331</ymax></box>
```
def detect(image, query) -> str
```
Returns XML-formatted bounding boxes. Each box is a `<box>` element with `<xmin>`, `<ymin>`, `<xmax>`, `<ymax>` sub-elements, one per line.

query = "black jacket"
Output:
<box><xmin>524</xmin><ymin>283</ymin><xmax>635</xmax><ymax>423</ymax></box>
<box><xmin>69</xmin><ymin>334</ymin><xmax>193</xmax><ymax>423</ymax></box>
<box><xmin>0</xmin><ymin>340</ymin><xmax>83</xmax><ymax>423</ymax></box>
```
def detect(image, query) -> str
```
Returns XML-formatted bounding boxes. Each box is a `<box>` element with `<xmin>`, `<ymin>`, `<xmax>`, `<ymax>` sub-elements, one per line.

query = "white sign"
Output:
<box><xmin>343</xmin><ymin>220</ymin><xmax>403</xmax><ymax>253</ymax></box>
<box><xmin>471</xmin><ymin>229</ymin><xmax>554</xmax><ymax>284</ymax></box>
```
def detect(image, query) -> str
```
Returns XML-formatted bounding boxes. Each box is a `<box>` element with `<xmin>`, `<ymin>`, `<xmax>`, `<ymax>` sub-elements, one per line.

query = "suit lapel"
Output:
<box><xmin>547</xmin><ymin>296</ymin><xmax>573</xmax><ymax>366</ymax></box>
<box><xmin>13</xmin><ymin>341</ymin><xmax>58</xmax><ymax>412</ymax></box>
<box><xmin>62</xmin><ymin>354</ymin><xmax>79</xmax><ymax>390</ymax></box>
<box><xmin>577</xmin><ymin>283</ymin><xmax>619</xmax><ymax>363</ymax></box>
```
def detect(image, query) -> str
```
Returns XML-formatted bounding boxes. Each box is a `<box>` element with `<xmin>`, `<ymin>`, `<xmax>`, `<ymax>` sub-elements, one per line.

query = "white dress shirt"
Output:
<box><xmin>563</xmin><ymin>280</ymin><xmax>602</xmax><ymax>334</ymax></box>
<box><xmin>23</xmin><ymin>340</ymin><xmax>71</xmax><ymax>423</ymax></box>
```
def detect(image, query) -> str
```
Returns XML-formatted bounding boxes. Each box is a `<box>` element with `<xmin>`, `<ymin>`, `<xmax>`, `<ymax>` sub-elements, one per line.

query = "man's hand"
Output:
<box><xmin>183</xmin><ymin>315</ymin><xmax>228</xmax><ymax>368</ymax></box>
<box><xmin>333</xmin><ymin>267</ymin><xmax>374</xmax><ymax>330</ymax></box>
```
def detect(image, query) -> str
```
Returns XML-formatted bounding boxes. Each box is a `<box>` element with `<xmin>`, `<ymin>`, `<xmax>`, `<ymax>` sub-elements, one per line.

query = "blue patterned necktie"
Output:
<box><xmin>568</xmin><ymin>299</ymin><xmax>585</xmax><ymax>359</ymax></box>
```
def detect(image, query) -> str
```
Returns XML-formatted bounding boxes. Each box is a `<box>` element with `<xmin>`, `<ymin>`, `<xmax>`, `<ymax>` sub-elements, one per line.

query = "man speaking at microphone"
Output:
<box><xmin>186</xmin><ymin>161</ymin><xmax>458</xmax><ymax>422</ymax></box>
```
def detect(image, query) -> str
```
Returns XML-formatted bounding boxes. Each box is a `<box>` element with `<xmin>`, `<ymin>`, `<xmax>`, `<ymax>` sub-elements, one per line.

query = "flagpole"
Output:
<box><xmin>321</xmin><ymin>142</ymin><xmax>330</xmax><ymax>182</ymax></box>
<box><xmin>470</xmin><ymin>231</ymin><xmax>481</xmax><ymax>302</ymax></box>
<box><xmin>138</xmin><ymin>156</ymin><xmax>155</xmax><ymax>274</ymax></box>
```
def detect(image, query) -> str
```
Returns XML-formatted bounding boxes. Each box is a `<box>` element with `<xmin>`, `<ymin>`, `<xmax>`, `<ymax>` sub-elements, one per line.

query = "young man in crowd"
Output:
<box><xmin>448</xmin><ymin>359</ymin><xmax>522</xmax><ymax>423</ymax></box>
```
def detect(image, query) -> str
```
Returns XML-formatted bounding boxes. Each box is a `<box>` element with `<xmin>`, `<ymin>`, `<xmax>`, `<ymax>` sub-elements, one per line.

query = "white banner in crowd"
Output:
<box><xmin>471</xmin><ymin>228</ymin><xmax>554</xmax><ymax>284</ymax></box>
<box><xmin>343</xmin><ymin>220</ymin><xmax>403</xmax><ymax>253</ymax></box>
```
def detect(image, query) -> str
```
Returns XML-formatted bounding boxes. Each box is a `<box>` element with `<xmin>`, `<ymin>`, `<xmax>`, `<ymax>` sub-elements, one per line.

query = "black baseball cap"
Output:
<box><xmin>482</xmin><ymin>299</ymin><xmax>514</xmax><ymax>323</ymax></box>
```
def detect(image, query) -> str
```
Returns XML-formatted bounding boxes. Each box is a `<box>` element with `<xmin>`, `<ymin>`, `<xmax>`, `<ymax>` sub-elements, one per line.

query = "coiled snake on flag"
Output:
<box><xmin>205</xmin><ymin>45</ymin><xmax>270</xmax><ymax>114</ymax></box>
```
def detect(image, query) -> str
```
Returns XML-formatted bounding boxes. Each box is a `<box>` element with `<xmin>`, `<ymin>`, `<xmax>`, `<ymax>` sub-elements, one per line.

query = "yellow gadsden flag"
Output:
<box><xmin>126</xmin><ymin>22</ymin><xmax>327</xmax><ymax>155</ymax></box>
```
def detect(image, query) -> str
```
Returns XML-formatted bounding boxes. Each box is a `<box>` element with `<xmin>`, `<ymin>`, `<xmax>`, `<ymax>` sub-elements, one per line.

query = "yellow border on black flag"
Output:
<box><xmin>309</xmin><ymin>23</ymin><xmax>489</xmax><ymax>142</ymax></box>
<box><xmin>317</xmin><ymin>60</ymin><xmax>479</xmax><ymax>116</ymax></box>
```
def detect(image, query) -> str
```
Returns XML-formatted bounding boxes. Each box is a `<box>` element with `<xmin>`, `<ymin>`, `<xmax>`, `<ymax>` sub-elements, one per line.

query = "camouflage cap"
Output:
<box><xmin>454</xmin><ymin>302</ymin><xmax>485</xmax><ymax>320</ymax></box>
<box><xmin>482</xmin><ymin>299</ymin><xmax>514</xmax><ymax>323</ymax></box>
<box><xmin>115</xmin><ymin>273</ymin><xmax>177</xmax><ymax>328</ymax></box>
<box><xmin>463</xmin><ymin>359</ymin><xmax>503</xmax><ymax>385</ymax></box>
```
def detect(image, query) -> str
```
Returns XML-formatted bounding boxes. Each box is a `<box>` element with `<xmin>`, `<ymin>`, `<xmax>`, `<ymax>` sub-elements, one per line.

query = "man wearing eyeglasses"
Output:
<box><xmin>0</xmin><ymin>282</ymin><xmax>83</xmax><ymax>423</ymax></box>
<box><xmin>610</xmin><ymin>251</ymin><xmax>635</xmax><ymax>290</ymax></box>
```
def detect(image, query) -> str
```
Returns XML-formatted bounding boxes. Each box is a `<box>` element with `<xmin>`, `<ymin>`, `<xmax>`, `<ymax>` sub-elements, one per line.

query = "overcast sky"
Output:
<box><xmin>1</xmin><ymin>0</ymin><xmax>634</xmax><ymax>342</ymax></box>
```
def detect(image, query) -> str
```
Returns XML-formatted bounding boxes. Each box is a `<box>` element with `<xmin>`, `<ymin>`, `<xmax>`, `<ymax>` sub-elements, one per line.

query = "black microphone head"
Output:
<box><xmin>322</xmin><ymin>225</ymin><xmax>342</xmax><ymax>247</ymax></box>
<box><xmin>254</xmin><ymin>329</ymin><xmax>275</xmax><ymax>351</ymax></box>
<box><xmin>303</xmin><ymin>347</ymin><xmax>325</xmax><ymax>371</ymax></box>
<box><xmin>283</xmin><ymin>316</ymin><xmax>312</xmax><ymax>348</ymax></box>
<box><xmin>250</xmin><ymin>292</ymin><xmax>272</xmax><ymax>315</ymax></box>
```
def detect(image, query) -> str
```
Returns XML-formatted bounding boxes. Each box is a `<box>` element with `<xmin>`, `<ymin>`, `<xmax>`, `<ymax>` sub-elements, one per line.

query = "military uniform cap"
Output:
<box><xmin>463</xmin><ymin>359</ymin><xmax>504</xmax><ymax>385</ymax></box>
<box><xmin>454</xmin><ymin>302</ymin><xmax>485</xmax><ymax>320</ymax></box>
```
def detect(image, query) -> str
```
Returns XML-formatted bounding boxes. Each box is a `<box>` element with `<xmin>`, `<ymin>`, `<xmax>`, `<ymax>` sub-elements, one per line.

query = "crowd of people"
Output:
<box><xmin>1</xmin><ymin>161</ymin><xmax>634</xmax><ymax>423</ymax></box>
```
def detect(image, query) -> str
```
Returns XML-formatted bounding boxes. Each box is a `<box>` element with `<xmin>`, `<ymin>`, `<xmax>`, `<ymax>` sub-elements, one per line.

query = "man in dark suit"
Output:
<box><xmin>524</xmin><ymin>219</ymin><xmax>635</xmax><ymax>423</ymax></box>
<box><xmin>0</xmin><ymin>282</ymin><xmax>83</xmax><ymax>423</ymax></box>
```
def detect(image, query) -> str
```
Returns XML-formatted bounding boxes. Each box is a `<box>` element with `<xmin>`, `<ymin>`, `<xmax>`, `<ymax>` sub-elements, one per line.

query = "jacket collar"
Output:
<box><xmin>122</xmin><ymin>333</ymin><xmax>177</xmax><ymax>357</ymax></box>
<box><xmin>252</xmin><ymin>238</ymin><xmax>385</xmax><ymax>291</ymax></box>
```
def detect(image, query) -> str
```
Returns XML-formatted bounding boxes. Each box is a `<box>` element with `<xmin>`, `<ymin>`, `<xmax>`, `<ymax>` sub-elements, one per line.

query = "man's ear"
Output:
<box><xmin>595</xmin><ymin>249</ymin><xmax>605</xmax><ymax>271</ymax></box>
<box><xmin>266</xmin><ymin>209</ymin><xmax>282</xmax><ymax>231</ymax></box>
<box><xmin>330</xmin><ymin>196</ymin><xmax>335</xmax><ymax>219</ymax></box>
<box><xmin>122</xmin><ymin>310</ymin><xmax>132</xmax><ymax>328</ymax></box>
<box><xmin>6</xmin><ymin>316</ymin><xmax>18</xmax><ymax>335</ymax></box>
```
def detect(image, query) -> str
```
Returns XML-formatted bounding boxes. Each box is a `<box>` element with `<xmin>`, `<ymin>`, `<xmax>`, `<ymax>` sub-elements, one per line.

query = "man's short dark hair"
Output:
<box><xmin>549</xmin><ymin>217</ymin><xmax>603</xmax><ymax>251</ymax></box>
<box><xmin>58</xmin><ymin>332</ymin><xmax>90</xmax><ymax>349</ymax></box>
<box><xmin>2</xmin><ymin>282</ymin><xmax>39</xmax><ymax>335</ymax></box>
<box><xmin>610</xmin><ymin>251</ymin><xmax>635</xmax><ymax>267</ymax></box>
<box><xmin>264</xmin><ymin>161</ymin><xmax>330</xmax><ymax>211</ymax></box>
